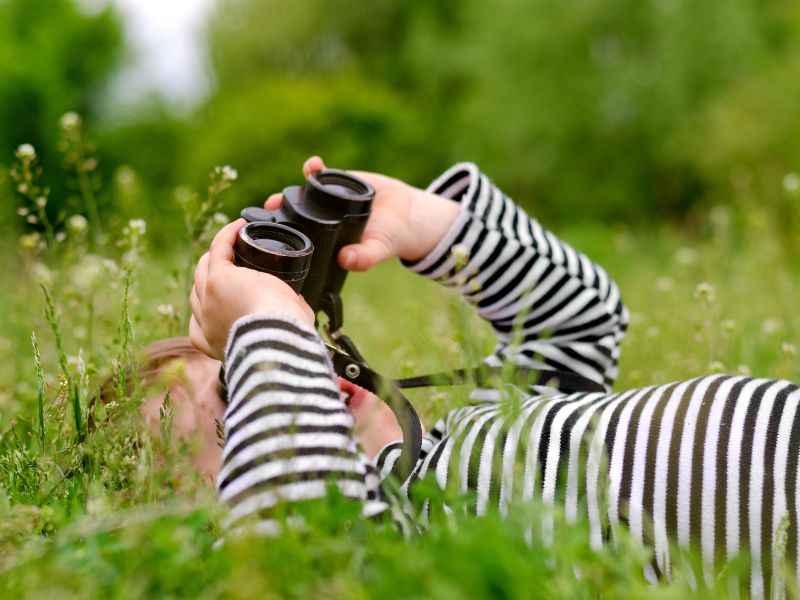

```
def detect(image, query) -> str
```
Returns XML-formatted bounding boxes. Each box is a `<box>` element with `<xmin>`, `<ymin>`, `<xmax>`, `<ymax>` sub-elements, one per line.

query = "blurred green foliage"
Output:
<box><xmin>193</xmin><ymin>0</ymin><xmax>800</xmax><ymax>222</ymax></box>
<box><xmin>0</xmin><ymin>0</ymin><xmax>122</xmax><ymax>226</ymax></box>
<box><xmin>3</xmin><ymin>0</ymin><xmax>800</xmax><ymax>232</ymax></box>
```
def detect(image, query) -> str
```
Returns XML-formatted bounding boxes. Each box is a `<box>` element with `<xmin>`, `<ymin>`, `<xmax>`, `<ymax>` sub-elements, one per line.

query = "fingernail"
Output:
<box><xmin>343</xmin><ymin>250</ymin><xmax>356</xmax><ymax>268</ymax></box>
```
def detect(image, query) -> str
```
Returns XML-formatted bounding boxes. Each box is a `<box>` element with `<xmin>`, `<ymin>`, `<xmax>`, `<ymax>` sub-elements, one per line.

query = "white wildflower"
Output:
<box><xmin>115</xmin><ymin>165</ymin><xmax>136</xmax><ymax>187</ymax></box>
<box><xmin>783</xmin><ymin>173</ymin><xmax>800</xmax><ymax>195</ymax></box>
<box><xmin>17</xmin><ymin>207</ymin><xmax>29</xmax><ymax>217</ymax></box>
<box><xmin>67</xmin><ymin>215</ymin><xmax>88</xmax><ymax>232</ymax></box>
<box><xmin>782</xmin><ymin>342</ymin><xmax>797</xmax><ymax>357</ymax></box>
<box><xmin>60</xmin><ymin>111</ymin><xmax>81</xmax><ymax>130</ymax></box>
<box><xmin>102</xmin><ymin>258</ymin><xmax>119</xmax><ymax>274</ymax></box>
<box><xmin>709</xmin><ymin>361</ymin><xmax>725</xmax><ymax>373</ymax></box>
<box><xmin>694</xmin><ymin>282</ymin><xmax>716</xmax><ymax>304</ymax></box>
<box><xmin>655</xmin><ymin>276</ymin><xmax>673</xmax><ymax>293</ymax></box>
<box><xmin>55</xmin><ymin>232</ymin><xmax>67</xmax><ymax>243</ymax></box>
<box><xmin>736</xmin><ymin>365</ymin><xmax>752</xmax><ymax>376</ymax></box>
<box><xmin>675</xmin><ymin>247</ymin><xmax>697</xmax><ymax>265</ymax></box>
<box><xmin>220</xmin><ymin>165</ymin><xmax>238</xmax><ymax>182</ymax></box>
<box><xmin>128</xmin><ymin>219</ymin><xmax>147</xmax><ymax>236</ymax></box>
<box><xmin>70</xmin><ymin>255</ymin><xmax>104</xmax><ymax>292</ymax></box>
<box><xmin>26</xmin><ymin>214</ymin><xmax>38</xmax><ymax>224</ymax></box>
<box><xmin>31</xmin><ymin>263</ymin><xmax>53</xmax><ymax>286</ymax></box>
<box><xmin>212</xmin><ymin>212</ymin><xmax>229</xmax><ymax>226</ymax></box>
<box><xmin>761</xmin><ymin>318</ymin><xmax>781</xmax><ymax>335</ymax></box>
<box><xmin>35</xmin><ymin>196</ymin><xmax>47</xmax><ymax>208</ymax></box>
<box><xmin>16</xmin><ymin>143</ymin><xmax>36</xmax><ymax>159</ymax></box>
<box><xmin>721</xmin><ymin>319</ymin><xmax>736</xmax><ymax>334</ymax></box>
<box><xmin>157</xmin><ymin>304</ymin><xmax>176</xmax><ymax>318</ymax></box>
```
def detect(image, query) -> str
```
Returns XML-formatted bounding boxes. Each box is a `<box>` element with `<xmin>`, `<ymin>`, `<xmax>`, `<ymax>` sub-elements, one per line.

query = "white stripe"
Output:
<box><xmin>607</xmin><ymin>387</ymin><xmax>652</xmax><ymax>527</ymax></box>
<box><xmin>565</xmin><ymin>394</ymin><xmax>616</xmax><ymax>522</ymax></box>
<box><xmin>223</xmin><ymin>411</ymin><xmax>354</xmax><ymax>461</ymax></box>
<box><xmin>224</xmin><ymin>391</ymin><xmax>346</xmax><ymax>431</ymax></box>
<box><xmin>458</xmin><ymin>408</ymin><xmax>500</xmax><ymax>493</ymax></box>
<box><xmin>726</xmin><ymin>379</ymin><xmax>764</xmax><ymax>560</ymax></box>
<box><xmin>772</xmin><ymin>389</ymin><xmax>799</xmax><ymax>598</ymax></box>
<box><xmin>220</xmin><ymin>455</ymin><xmax>363</xmax><ymax>501</ymax></box>
<box><xmin>676</xmin><ymin>376</ymin><xmax>720</xmax><ymax>547</ymax></box>
<box><xmin>476</xmin><ymin>416</ymin><xmax>508</xmax><ymax>515</ymax></box>
<box><xmin>585</xmin><ymin>390</ymin><xmax>635</xmax><ymax>548</ymax></box>
<box><xmin>220</xmin><ymin>431</ymin><xmax>357</xmax><ymax>482</ymax></box>
<box><xmin>499</xmin><ymin>398</ymin><xmax>547</xmax><ymax>514</ymax></box>
<box><xmin>749</xmin><ymin>380</ymin><xmax>788</xmax><ymax>599</ymax></box>
<box><xmin>224</xmin><ymin>479</ymin><xmax>365</xmax><ymax>526</ymax></box>
<box><xmin>628</xmin><ymin>385</ymin><xmax>669</xmax><ymax>543</ymax></box>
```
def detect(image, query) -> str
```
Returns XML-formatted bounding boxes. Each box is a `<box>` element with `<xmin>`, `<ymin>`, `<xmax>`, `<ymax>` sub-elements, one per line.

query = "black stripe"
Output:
<box><xmin>225</xmin><ymin>424</ymin><xmax>352</xmax><ymax>461</ymax></box>
<box><xmin>226</xmin><ymin>380</ymin><xmax>340</xmax><ymax>422</ymax></box>
<box><xmin>232</xmin><ymin>318</ymin><xmax>318</xmax><ymax>343</ymax></box>
<box><xmin>476</xmin><ymin>252</ymin><xmax>540</xmax><ymax>310</ymax></box>
<box><xmin>219</xmin><ymin>446</ymin><xmax>357</xmax><ymax>491</ymax></box>
<box><xmin>761</xmin><ymin>383</ymin><xmax>792</xmax><ymax>597</ymax></box>
<box><xmin>228</xmin><ymin>359</ymin><xmax>334</xmax><ymax>403</ymax></box>
<box><xmin>738</xmin><ymin>380</ymin><xmax>772</xmax><ymax>596</ymax></box>
<box><xmin>226</xmin><ymin>403</ymin><xmax>348</xmax><ymax>440</ymax></box>
<box><xmin>641</xmin><ymin>383</ymin><xmax>679</xmax><ymax>577</ymax></box>
<box><xmin>665</xmin><ymin>378</ymin><xmax>703</xmax><ymax>543</ymax></box>
<box><xmin>225</xmin><ymin>469</ymin><xmax>364</xmax><ymax>507</ymax></box>
<box><xmin>619</xmin><ymin>387</ymin><xmax>659</xmax><ymax>528</ymax></box>
<box><xmin>784</xmin><ymin>391</ymin><xmax>800</xmax><ymax>578</ymax></box>
<box><xmin>430</xmin><ymin>169</ymin><xmax>469</xmax><ymax>197</ymax></box>
<box><xmin>689</xmin><ymin>376</ymin><xmax>726</xmax><ymax>548</ymax></box>
<box><xmin>228</xmin><ymin>339</ymin><xmax>327</xmax><ymax>384</ymax></box>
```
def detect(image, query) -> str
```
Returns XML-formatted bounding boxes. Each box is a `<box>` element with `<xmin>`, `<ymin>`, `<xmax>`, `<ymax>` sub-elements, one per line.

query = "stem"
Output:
<box><xmin>31</xmin><ymin>332</ymin><xmax>46</xmax><ymax>452</ymax></box>
<box><xmin>40</xmin><ymin>284</ymin><xmax>84</xmax><ymax>441</ymax></box>
<box><xmin>74</xmin><ymin>140</ymin><xmax>103</xmax><ymax>250</ymax></box>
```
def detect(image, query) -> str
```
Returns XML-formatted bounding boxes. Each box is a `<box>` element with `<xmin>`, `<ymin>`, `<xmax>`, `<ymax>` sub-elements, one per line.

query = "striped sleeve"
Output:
<box><xmin>217</xmin><ymin>314</ymin><xmax>388</xmax><ymax>534</ymax></box>
<box><xmin>404</xmin><ymin>163</ymin><xmax>630</xmax><ymax>390</ymax></box>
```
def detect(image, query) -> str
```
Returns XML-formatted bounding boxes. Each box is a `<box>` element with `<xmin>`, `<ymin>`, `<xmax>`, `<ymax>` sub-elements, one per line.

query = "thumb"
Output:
<box><xmin>338</xmin><ymin>239</ymin><xmax>394</xmax><ymax>272</ymax></box>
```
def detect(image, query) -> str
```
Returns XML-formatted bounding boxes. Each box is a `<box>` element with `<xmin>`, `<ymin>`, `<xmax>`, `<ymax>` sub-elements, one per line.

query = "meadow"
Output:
<box><xmin>0</xmin><ymin>120</ymin><xmax>799</xmax><ymax>598</ymax></box>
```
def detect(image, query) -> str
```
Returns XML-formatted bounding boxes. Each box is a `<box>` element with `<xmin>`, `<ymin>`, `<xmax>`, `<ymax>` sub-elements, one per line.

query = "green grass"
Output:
<box><xmin>1</xmin><ymin>150</ymin><xmax>799</xmax><ymax>597</ymax></box>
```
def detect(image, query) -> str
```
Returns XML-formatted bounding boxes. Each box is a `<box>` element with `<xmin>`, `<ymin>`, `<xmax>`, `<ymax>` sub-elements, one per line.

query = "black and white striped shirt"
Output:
<box><xmin>219</xmin><ymin>164</ymin><xmax>799</xmax><ymax>598</ymax></box>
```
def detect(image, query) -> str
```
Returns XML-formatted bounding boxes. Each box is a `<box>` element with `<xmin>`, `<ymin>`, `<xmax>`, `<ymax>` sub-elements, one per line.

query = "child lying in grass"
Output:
<box><xmin>182</xmin><ymin>156</ymin><xmax>798</xmax><ymax>598</ymax></box>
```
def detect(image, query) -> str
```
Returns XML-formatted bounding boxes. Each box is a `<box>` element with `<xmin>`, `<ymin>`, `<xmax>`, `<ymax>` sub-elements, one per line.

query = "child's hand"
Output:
<box><xmin>189</xmin><ymin>219</ymin><xmax>315</xmax><ymax>360</ymax></box>
<box><xmin>264</xmin><ymin>156</ymin><xmax>461</xmax><ymax>272</ymax></box>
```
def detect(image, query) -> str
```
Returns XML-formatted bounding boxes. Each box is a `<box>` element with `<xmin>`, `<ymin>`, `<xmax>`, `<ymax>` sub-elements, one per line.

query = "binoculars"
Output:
<box><xmin>234</xmin><ymin>169</ymin><xmax>374</xmax><ymax>317</ymax></box>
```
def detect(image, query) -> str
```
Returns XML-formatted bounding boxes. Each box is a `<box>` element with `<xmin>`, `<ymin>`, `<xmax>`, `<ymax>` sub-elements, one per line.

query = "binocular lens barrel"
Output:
<box><xmin>233</xmin><ymin>222</ymin><xmax>313</xmax><ymax>292</ymax></box>
<box><xmin>313</xmin><ymin>171</ymin><xmax>371</xmax><ymax>198</ymax></box>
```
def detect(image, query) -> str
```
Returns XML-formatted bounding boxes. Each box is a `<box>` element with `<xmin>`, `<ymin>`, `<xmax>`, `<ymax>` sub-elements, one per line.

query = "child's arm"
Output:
<box><xmin>404</xmin><ymin>163</ymin><xmax>629</xmax><ymax>390</ymax></box>
<box><xmin>318</xmin><ymin>158</ymin><xmax>629</xmax><ymax>390</ymax></box>
<box><xmin>190</xmin><ymin>221</ymin><xmax>389</xmax><ymax>534</ymax></box>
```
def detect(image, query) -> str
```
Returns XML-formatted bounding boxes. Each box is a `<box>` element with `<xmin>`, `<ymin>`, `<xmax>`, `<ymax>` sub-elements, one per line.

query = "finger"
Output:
<box><xmin>193</xmin><ymin>253</ymin><xmax>210</xmax><ymax>302</ymax></box>
<box><xmin>189</xmin><ymin>315</ymin><xmax>214</xmax><ymax>358</ymax></box>
<box><xmin>337</xmin><ymin>239</ymin><xmax>393</xmax><ymax>272</ymax></box>
<box><xmin>209</xmin><ymin>218</ymin><xmax>245</xmax><ymax>271</ymax></box>
<box><xmin>189</xmin><ymin>285</ymin><xmax>202</xmax><ymax>325</ymax></box>
<box><xmin>303</xmin><ymin>156</ymin><xmax>326</xmax><ymax>179</ymax></box>
<box><xmin>263</xmin><ymin>192</ymin><xmax>283</xmax><ymax>211</ymax></box>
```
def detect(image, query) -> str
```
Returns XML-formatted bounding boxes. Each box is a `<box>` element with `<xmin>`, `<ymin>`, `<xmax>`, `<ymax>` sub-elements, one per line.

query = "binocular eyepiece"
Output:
<box><xmin>233</xmin><ymin>169</ymin><xmax>375</xmax><ymax>316</ymax></box>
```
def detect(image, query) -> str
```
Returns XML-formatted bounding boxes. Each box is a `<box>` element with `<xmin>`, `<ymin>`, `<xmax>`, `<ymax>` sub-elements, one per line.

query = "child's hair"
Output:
<box><xmin>89</xmin><ymin>337</ymin><xmax>212</xmax><ymax>431</ymax></box>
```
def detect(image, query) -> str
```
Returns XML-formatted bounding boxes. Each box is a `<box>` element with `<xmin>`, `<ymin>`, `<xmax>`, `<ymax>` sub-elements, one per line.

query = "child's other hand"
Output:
<box><xmin>189</xmin><ymin>219</ymin><xmax>315</xmax><ymax>360</ymax></box>
<box><xmin>264</xmin><ymin>156</ymin><xmax>460</xmax><ymax>272</ymax></box>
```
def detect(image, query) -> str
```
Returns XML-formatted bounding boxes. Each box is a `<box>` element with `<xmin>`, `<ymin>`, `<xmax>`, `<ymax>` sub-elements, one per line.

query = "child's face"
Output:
<box><xmin>141</xmin><ymin>353</ymin><xmax>409</xmax><ymax>481</ymax></box>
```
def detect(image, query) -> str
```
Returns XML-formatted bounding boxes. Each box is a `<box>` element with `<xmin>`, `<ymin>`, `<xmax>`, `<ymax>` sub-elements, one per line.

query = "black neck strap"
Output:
<box><xmin>395</xmin><ymin>365</ymin><xmax>606</xmax><ymax>393</ymax></box>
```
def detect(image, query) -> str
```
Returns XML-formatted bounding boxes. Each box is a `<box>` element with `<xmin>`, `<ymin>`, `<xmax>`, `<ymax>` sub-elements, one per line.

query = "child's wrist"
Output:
<box><xmin>400</xmin><ymin>187</ymin><xmax>461</xmax><ymax>262</ymax></box>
